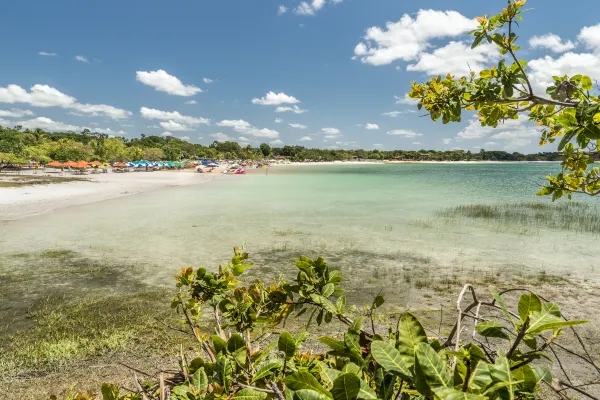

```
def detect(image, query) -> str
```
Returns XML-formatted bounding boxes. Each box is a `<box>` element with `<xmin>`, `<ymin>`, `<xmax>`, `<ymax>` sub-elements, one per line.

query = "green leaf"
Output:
<box><xmin>342</xmin><ymin>363</ymin><xmax>361</xmax><ymax>375</ymax></box>
<box><xmin>192</xmin><ymin>367</ymin><xmax>208</xmax><ymax>394</ymax></box>
<box><xmin>374</xmin><ymin>369</ymin><xmax>396</xmax><ymax>400</ymax></box>
<box><xmin>212</xmin><ymin>335</ymin><xmax>227</xmax><ymax>355</ymax></box>
<box><xmin>475</xmin><ymin>321</ymin><xmax>510</xmax><ymax>340</ymax></box>
<box><xmin>370</xmin><ymin>341</ymin><xmax>412</xmax><ymax>379</ymax></box>
<box><xmin>372</xmin><ymin>295</ymin><xmax>385</xmax><ymax>309</ymax></box>
<box><xmin>433</xmin><ymin>388</ymin><xmax>486</xmax><ymax>400</ymax></box>
<box><xmin>317</xmin><ymin>362</ymin><xmax>341</xmax><ymax>387</ymax></box>
<box><xmin>101</xmin><ymin>383</ymin><xmax>119</xmax><ymax>400</ymax></box>
<box><xmin>232</xmin><ymin>388</ymin><xmax>268</xmax><ymax>400</ymax></box>
<box><xmin>512</xmin><ymin>365</ymin><xmax>537</xmax><ymax>393</ymax></box>
<box><xmin>527</xmin><ymin>303</ymin><xmax>586</xmax><ymax>335</ymax></box>
<box><xmin>319</xmin><ymin>336</ymin><xmax>347</xmax><ymax>352</ymax></box>
<box><xmin>228</xmin><ymin>333</ymin><xmax>248</xmax><ymax>365</ymax></box>
<box><xmin>253</xmin><ymin>340</ymin><xmax>277</xmax><ymax>364</ymax></box>
<box><xmin>468</xmin><ymin>362</ymin><xmax>492</xmax><ymax>393</ymax></box>
<box><xmin>285</xmin><ymin>372</ymin><xmax>333</xmax><ymax>398</ymax></box>
<box><xmin>216</xmin><ymin>355</ymin><xmax>233</xmax><ymax>393</ymax></box>
<box><xmin>582</xmin><ymin>76</ymin><xmax>593</xmax><ymax>91</ymax></box>
<box><xmin>349</xmin><ymin>317</ymin><xmax>364</xmax><ymax>334</ymax></box>
<box><xmin>396</xmin><ymin>312</ymin><xmax>428</xmax><ymax>370</ymax></box>
<box><xmin>232</xmin><ymin>263</ymin><xmax>251</xmax><ymax>276</ymax></box>
<box><xmin>345</xmin><ymin>332</ymin><xmax>364</xmax><ymax>363</ymax></box>
<box><xmin>295</xmin><ymin>390</ymin><xmax>332</xmax><ymax>400</ymax></box>
<box><xmin>488</xmin><ymin>357</ymin><xmax>518</xmax><ymax>400</ymax></box>
<box><xmin>279</xmin><ymin>331</ymin><xmax>297</xmax><ymax>359</ymax></box>
<box><xmin>322</xmin><ymin>283</ymin><xmax>335</xmax><ymax>297</ymax></box>
<box><xmin>358</xmin><ymin>380</ymin><xmax>377</xmax><ymax>400</ymax></box>
<box><xmin>518</xmin><ymin>295</ymin><xmax>542</xmax><ymax>323</ymax></box>
<box><xmin>252</xmin><ymin>360</ymin><xmax>283</xmax><ymax>382</ymax></box>
<box><xmin>331</xmin><ymin>373</ymin><xmax>361</xmax><ymax>400</ymax></box>
<box><xmin>558</xmin><ymin>129</ymin><xmax>577</xmax><ymax>151</ymax></box>
<box><xmin>414</xmin><ymin>342</ymin><xmax>452</xmax><ymax>391</ymax></box>
<box><xmin>532</xmin><ymin>366</ymin><xmax>552</xmax><ymax>384</ymax></box>
<box><xmin>491</xmin><ymin>289</ymin><xmax>515</xmax><ymax>327</ymax></box>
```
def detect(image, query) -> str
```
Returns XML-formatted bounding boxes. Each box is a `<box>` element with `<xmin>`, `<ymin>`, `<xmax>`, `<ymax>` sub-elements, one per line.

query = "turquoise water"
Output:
<box><xmin>1</xmin><ymin>163</ymin><xmax>598</xmax><ymax>301</ymax></box>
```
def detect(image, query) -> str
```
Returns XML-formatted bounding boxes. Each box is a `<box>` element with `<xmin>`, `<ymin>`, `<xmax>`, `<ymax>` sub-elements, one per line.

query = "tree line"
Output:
<box><xmin>0</xmin><ymin>126</ymin><xmax>566</xmax><ymax>164</ymax></box>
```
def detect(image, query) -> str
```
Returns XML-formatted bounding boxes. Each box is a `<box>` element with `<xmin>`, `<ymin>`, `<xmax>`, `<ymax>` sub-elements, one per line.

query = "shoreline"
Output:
<box><xmin>0</xmin><ymin>170</ymin><xmax>227</xmax><ymax>221</ymax></box>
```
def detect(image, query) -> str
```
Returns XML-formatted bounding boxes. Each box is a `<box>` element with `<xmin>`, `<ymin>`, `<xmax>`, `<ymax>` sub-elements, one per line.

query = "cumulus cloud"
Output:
<box><xmin>407</xmin><ymin>41</ymin><xmax>499</xmax><ymax>76</ymax></box>
<box><xmin>365</xmin><ymin>123</ymin><xmax>379</xmax><ymax>130</ymax></box>
<box><xmin>295</xmin><ymin>0</ymin><xmax>343</xmax><ymax>16</ymax></box>
<box><xmin>161</xmin><ymin>131</ymin><xmax>173</xmax><ymax>137</ymax></box>
<box><xmin>457</xmin><ymin>116</ymin><xmax>540</xmax><ymax>150</ymax></box>
<box><xmin>529</xmin><ymin>33</ymin><xmax>576</xmax><ymax>53</ymax></box>
<box><xmin>180</xmin><ymin>136</ymin><xmax>190</xmax><ymax>141</ymax></box>
<box><xmin>275</xmin><ymin>105</ymin><xmax>307</xmax><ymax>114</ymax></box>
<box><xmin>395</xmin><ymin>94</ymin><xmax>419</xmax><ymax>105</ymax></box>
<box><xmin>322</xmin><ymin>127</ymin><xmax>341</xmax><ymax>134</ymax></box>
<box><xmin>75</xmin><ymin>55</ymin><xmax>89</xmax><ymax>63</ymax></box>
<box><xmin>578</xmin><ymin>24</ymin><xmax>600</xmax><ymax>49</ymax></box>
<box><xmin>251</xmin><ymin>91</ymin><xmax>300</xmax><ymax>106</ymax></box>
<box><xmin>203</xmin><ymin>78</ymin><xmax>214</xmax><ymax>84</ymax></box>
<box><xmin>387</xmin><ymin>129</ymin><xmax>422</xmax><ymax>138</ymax></box>
<box><xmin>354</xmin><ymin>9</ymin><xmax>476</xmax><ymax>66</ymax></box>
<box><xmin>211</xmin><ymin>132</ymin><xmax>232</xmax><ymax>141</ymax></box>
<box><xmin>185</xmin><ymin>100</ymin><xmax>197</xmax><ymax>105</ymax></box>
<box><xmin>160</xmin><ymin>120</ymin><xmax>194</xmax><ymax>131</ymax></box>
<box><xmin>0</xmin><ymin>84</ymin><xmax>132</xmax><ymax>119</ymax></box>
<box><xmin>298</xmin><ymin>136</ymin><xmax>312</xmax><ymax>141</ymax></box>
<box><xmin>289</xmin><ymin>123</ymin><xmax>307</xmax><ymax>129</ymax></box>
<box><xmin>275</xmin><ymin>117</ymin><xmax>284</xmax><ymax>123</ymax></box>
<box><xmin>136</xmin><ymin>70</ymin><xmax>202</xmax><ymax>96</ymax></box>
<box><xmin>442</xmin><ymin>138</ymin><xmax>452</xmax><ymax>145</ymax></box>
<box><xmin>381</xmin><ymin>111</ymin><xmax>403</xmax><ymax>117</ymax></box>
<box><xmin>277</xmin><ymin>5</ymin><xmax>288</xmax><ymax>15</ymax></box>
<box><xmin>412</xmin><ymin>142</ymin><xmax>421</xmax><ymax>145</ymax></box>
<box><xmin>217</xmin><ymin>119</ymin><xmax>279</xmax><ymax>138</ymax></box>
<box><xmin>0</xmin><ymin>109</ymin><xmax>34</xmax><ymax>118</ymax></box>
<box><xmin>16</xmin><ymin>117</ymin><xmax>80</xmax><ymax>132</ymax></box>
<box><xmin>140</xmin><ymin>107</ymin><xmax>209</xmax><ymax>126</ymax></box>
<box><xmin>270</xmin><ymin>139</ymin><xmax>284</xmax><ymax>145</ymax></box>
<box><xmin>38</xmin><ymin>52</ymin><xmax>58</xmax><ymax>56</ymax></box>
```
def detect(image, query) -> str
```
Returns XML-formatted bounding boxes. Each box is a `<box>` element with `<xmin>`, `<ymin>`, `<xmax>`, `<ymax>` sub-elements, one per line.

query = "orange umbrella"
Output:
<box><xmin>63</xmin><ymin>160</ymin><xmax>77</xmax><ymax>168</ymax></box>
<box><xmin>46</xmin><ymin>161</ymin><xmax>63</xmax><ymax>167</ymax></box>
<box><xmin>89</xmin><ymin>161</ymin><xmax>102</xmax><ymax>166</ymax></box>
<box><xmin>73</xmin><ymin>161</ymin><xmax>89</xmax><ymax>169</ymax></box>
<box><xmin>112</xmin><ymin>162</ymin><xmax>127</xmax><ymax>167</ymax></box>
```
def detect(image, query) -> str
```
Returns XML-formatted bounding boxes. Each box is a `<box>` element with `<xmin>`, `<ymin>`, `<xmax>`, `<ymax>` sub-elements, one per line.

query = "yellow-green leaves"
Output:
<box><xmin>285</xmin><ymin>371</ymin><xmax>333</xmax><ymax>398</ymax></box>
<box><xmin>279</xmin><ymin>331</ymin><xmax>297</xmax><ymax>359</ymax></box>
<box><xmin>370</xmin><ymin>341</ymin><xmax>412</xmax><ymax>379</ymax></box>
<box><xmin>517</xmin><ymin>293</ymin><xmax>542</xmax><ymax>321</ymax></box>
<box><xmin>414</xmin><ymin>342</ymin><xmax>452</xmax><ymax>394</ymax></box>
<box><xmin>331</xmin><ymin>373</ymin><xmax>361</xmax><ymax>400</ymax></box>
<box><xmin>232</xmin><ymin>388</ymin><xmax>268</xmax><ymax>400</ymax></box>
<box><xmin>396</xmin><ymin>312</ymin><xmax>428</xmax><ymax>370</ymax></box>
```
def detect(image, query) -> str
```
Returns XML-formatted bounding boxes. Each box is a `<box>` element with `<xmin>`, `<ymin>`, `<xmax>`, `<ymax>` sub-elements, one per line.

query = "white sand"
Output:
<box><xmin>0</xmin><ymin>170</ymin><xmax>224</xmax><ymax>220</ymax></box>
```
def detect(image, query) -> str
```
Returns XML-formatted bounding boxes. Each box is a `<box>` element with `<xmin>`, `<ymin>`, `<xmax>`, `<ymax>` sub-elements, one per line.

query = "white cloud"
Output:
<box><xmin>407</xmin><ymin>41</ymin><xmax>499</xmax><ymax>76</ymax></box>
<box><xmin>252</xmin><ymin>91</ymin><xmax>300</xmax><ymax>105</ymax></box>
<box><xmin>185</xmin><ymin>100</ymin><xmax>197</xmax><ymax>105</ymax></box>
<box><xmin>275</xmin><ymin>105</ymin><xmax>307</xmax><ymax>113</ymax></box>
<box><xmin>38</xmin><ymin>52</ymin><xmax>58</xmax><ymax>57</ymax></box>
<box><xmin>88</xmin><ymin>127</ymin><xmax>128</xmax><ymax>135</ymax></box>
<box><xmin>529</xmin><ymin>33</ymin><xmax>576</xmax><ymax>53</ymax></box>
<box><xmin>270</xmin><ymin>139</ymin><xmax>284</xmax><ymax>145</ymax></box>
<box><xmin>529</xmin><ymin>51</ymin><xmax>600</xmax><ymax>92</ymax></box>
<box><xmin>365</xmin><ymin>123</ymin><xmax>379</xmax><ymax>130</ymax></box>
<box><xmin>136</xmin><ymin>70</ymin><xmax>202</xmax><ymax>96</ymax></box>
<box><xmin>160</xmin><ymin>120</ymin><xmax>194</xmax><ymax>131</ymax></box>
<box><xmin>238</xmin><ymin>136</ymin><xmax>251</xmax><ymax>142</ymax></box>
<box><xmin>140</xmin><ymin>107</ymin><xmax>210</xmax><ymax>126</ymax></box>
<box><xmin>395</xmin><ymin>94</ymin><xmax>419</xmax><ymax>105</ymax></box>
<box><xmin>211</xmin><ymin>132</ymin><xmax>232</xmax><ymax>141</ymax></box>
<box><xmin>387</xmin><ymin>129</ymin><xmax>422</xmax><ymax>138</ymax></box>
<box><xmin>483</xmin><ymin>142</ymin><xmax>497</xmax><ymax>147</ymax></box>
<box><xmin>354</xmin><ymin>9</ymin><xmax>477</xmax><ymax>66</ymax></box>
<box><xmin>217</xmin><ymin>119</ymin><xmax>279</xmax><ymax>138</ymax></box>
<box><xmin>442</xmin><ymin>138</ymin><xmax>452</xmax><ymax>145</ymax></box>
<box><xmin>289</xmin><ymin>123</ymin><xmax>307</xmax><ymax>129</ymax></box>
<box><xmin>0</xmin><ymin>109</ymin><xmax>34</xmax><ymax>118</ymax></box>
<box><xmin>412</xmin><ymin>142</ymin><xmax>421</xmax><ymax>145</ymax></box>
<box><xmin>322</xmin><ymin>127</ymin><xmax>341</xmax><ymax>135</ymax></box>
<box><xmin>180</xmin><ymin>136</ymin><xmax>190</xmax><ymax>141</ymax></box>
<box><xmin>373</xmin><ymin>143</ymin><xmax>383</xmax><ymax>148</ymax></box>
<box><xmin>277</xmin><ymin>5</ymin><xmax>288</xmax><ymax>15</ymax></box>
<box><xmin>275</xmin><ymin>117</ymin><xmax>284</xmax><ymax>123</ymax></box>
<box><xmin>161</xmin><ymin>131</ymin><xmax>173</xmax><ymax>137</ymax></box>
<box><xmin>295</xmin><ymin>0</ymin><xmax>342</xmax><ymax>16</ymax></box>
<box><xmin>457</xmin><ymin>115</ymin><xmax>539</xmax><ymax>150</ymax></box>
<box><xmin>298</xmin><ymin>136</ymin><xmax>312</xmax><ymax>141</ymax></box>
<box><xmin>381</xmin><ymin>111</ymin><xmax>403</xmax><ymax>117</ymax></box>
<box><xmin>75</xmin><ymin>55</ymin><xmax>89</xmax><ymax>63</ymax></box>
<box><xmin>203</xmin><ymin>78</ymin><xmax>214</xmax><ymax>84</ymax></box>
<box><xmin>324</xmin><ymin>135</ymin><xmax>340</xmax><ymax>140</ymax></box>
<box><xmin>0</xmin><ymin>84</ymin><xmax>131</xmax><ymax>119</ymax></box>
<box><xmin>16</xmin><ymin>117</ymin><xmax>80</xmax><ymax>132</ymax></box>
<box><xmin>578</xmin><ymin>24</ymin><xmax>600</xmax><ymax>49</ymax></box>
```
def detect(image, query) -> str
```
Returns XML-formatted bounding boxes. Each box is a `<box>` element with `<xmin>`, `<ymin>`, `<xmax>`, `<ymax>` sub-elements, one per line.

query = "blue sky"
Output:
<box><xmin>1</xmin><ymin>0</ymin><xmax>599</xmax><ymax>152</ymax></box>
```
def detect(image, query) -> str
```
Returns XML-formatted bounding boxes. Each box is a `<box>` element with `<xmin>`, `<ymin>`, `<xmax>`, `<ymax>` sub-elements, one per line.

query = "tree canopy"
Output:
<box><xmin>409</xmin><ymin>0</ymin><xmax>600</xmax><ymax>199</ymax></box>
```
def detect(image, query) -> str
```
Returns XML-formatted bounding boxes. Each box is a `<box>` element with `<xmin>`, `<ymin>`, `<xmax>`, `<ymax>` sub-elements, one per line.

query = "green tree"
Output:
<box><xmin>409</xmin><ymin>0</ymin><xmax>599</xmax><ymax>199</ymax></box>
<box><xmin>143</xmin><ymin>147</ymin><xmax>164</xmax><ymax>161</ymax></box>
<box><xmin>259</xmin><ymin>143</ymin><xmax>271</xmax><ymax>157</ymax></box>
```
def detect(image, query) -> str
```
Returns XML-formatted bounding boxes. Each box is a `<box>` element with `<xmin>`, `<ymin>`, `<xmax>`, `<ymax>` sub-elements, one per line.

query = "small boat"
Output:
<box><xmin>234</xmin><ymin>169</ymin><xmax>246</xmax><ymax>175</ymax></box>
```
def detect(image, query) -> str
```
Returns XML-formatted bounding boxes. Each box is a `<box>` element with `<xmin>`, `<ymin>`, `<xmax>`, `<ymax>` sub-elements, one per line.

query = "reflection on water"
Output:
<box><xmin>0</xmin><ymin>164</ymin><xmax>598</xmax><ymax>294</ymax></box>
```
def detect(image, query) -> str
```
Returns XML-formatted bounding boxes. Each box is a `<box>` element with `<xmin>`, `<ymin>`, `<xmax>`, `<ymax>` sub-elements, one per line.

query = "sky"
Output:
<box><xmin>1</xmin><ymin>0</ymin><xmax>599</xmax><ymax>153</ymax></box>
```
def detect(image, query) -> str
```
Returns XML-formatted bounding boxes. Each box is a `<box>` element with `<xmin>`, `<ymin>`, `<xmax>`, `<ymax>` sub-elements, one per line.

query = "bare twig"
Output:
<box><xmin>132</xmin><ymin>371</ymin><xmax>151</xmax><ymax>400</ymax></box>
<box><xmin>270</xmin><ymin>381</ymin><xmax>286</xmax><ymax>400</ymax></box>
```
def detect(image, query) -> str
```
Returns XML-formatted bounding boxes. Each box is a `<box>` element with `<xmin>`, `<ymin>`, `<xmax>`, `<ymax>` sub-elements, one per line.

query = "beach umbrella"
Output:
<box><xmin>89</xmin><ymin>161</ymin><xmax>102</xmax><ymax>166</ymax></box>
<box><xmin>73</xmin><ymin>160</ymin><xmax>89</xmax><ymax>169</ymax></box>
<box><xmin>63</xmin><ymin>160</ymin><xmax>78</xmax><ymax>168</ymax></box>
<box><xmin>113</xmin><ymin>162</ymin><xmax>127</xmax><ymax>167</ymax></box>
<box><xmin>207</xmin><ymin>162</ymin><xmax>219</xmax><ymax>167</ymax></box>
<box><xmin>47</xmin><ymin>161</ymin><xmax>63</xmax><ymax>167</ymax></box>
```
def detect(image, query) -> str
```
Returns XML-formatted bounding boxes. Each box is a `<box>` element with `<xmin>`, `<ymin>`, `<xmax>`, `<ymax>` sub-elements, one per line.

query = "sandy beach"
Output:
<box><xmin>0</xmin><ymin>169</ymin><xmax>226</xmax><ymax>221</ymax></box>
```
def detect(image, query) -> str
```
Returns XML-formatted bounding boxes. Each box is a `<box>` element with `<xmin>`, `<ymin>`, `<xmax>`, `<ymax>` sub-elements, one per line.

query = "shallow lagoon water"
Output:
<box><xmin>1</xmin><ymin>163</ymin><xmax>598</xmax><ymax>298</ymax></box>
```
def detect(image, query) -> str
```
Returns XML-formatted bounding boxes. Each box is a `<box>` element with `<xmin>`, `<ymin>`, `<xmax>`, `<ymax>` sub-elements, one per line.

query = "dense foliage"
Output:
<box><xmin>409</xmin><ymin>0</ymin><xmax>600</xmax><ymax>198</ymax></box>
<box><xmin>0</xmin><ymin>126</ymin><xmax>563</xmax><ymax>164</ymax></box>
<box><xmin>64</xmin><ymin>248</ymin><xmax>595</xmax><ymax>400</ymax></box>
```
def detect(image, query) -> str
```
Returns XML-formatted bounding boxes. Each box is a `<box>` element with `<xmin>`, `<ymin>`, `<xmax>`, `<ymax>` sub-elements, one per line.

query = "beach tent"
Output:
<box><xmin>46</xmin><ymin>161</ymin><xmax>63</xmax><ymax>167</ymax></box>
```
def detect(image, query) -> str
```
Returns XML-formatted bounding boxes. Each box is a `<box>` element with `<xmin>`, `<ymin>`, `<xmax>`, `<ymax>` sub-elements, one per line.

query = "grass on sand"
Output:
<box><xmin>0</xmin><ymin>175</ymin><xmax>90</xmax><ymax>188</ymax></box>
